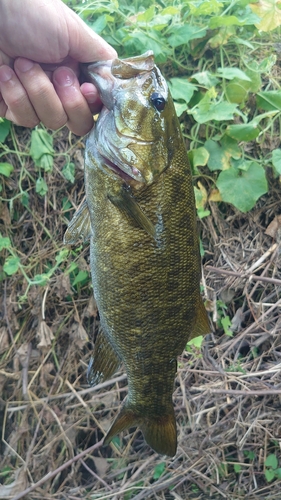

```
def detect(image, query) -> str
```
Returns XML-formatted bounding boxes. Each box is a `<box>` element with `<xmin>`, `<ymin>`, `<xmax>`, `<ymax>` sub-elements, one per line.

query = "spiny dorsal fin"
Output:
<box><xmin>87</xmin><ymin>328</ymin><xmax>121</xmax><ymax>386</ymax></box>
<box><xmin>64</xmin><ymin>199</ymin><xmax>92</xmax><ymax>245</ymax></box>
<box><xmin>108</xmin><ymin>186</ymin><xmax>156</xmax><ymax>240</ymax></box>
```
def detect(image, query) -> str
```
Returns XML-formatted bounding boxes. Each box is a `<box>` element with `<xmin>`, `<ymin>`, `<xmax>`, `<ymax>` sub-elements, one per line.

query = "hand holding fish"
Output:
<box><xmin>0</xmin><ymin>0</ymin><xmax>116</xmax><ymax>135</ymax></box>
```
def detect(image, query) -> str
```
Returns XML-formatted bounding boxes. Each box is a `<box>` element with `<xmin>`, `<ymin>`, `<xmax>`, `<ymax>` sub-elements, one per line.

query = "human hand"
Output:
<box><xmin>0</xmin><ymin>0</ymin><xmax>117</xmax><ymax>135</ymax></box>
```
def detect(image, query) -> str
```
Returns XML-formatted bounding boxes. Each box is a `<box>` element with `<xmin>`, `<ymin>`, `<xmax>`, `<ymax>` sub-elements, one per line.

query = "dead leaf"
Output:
<box><xmin>70</xmin><ymin>322</ymin><xmax>88</xmax><ymax>349</ymax></box>
<box><xmin>82</xmin><ymin>295</ymin><xmax>98</xmax><ymax>319</ymax></box>
<box><xmin>250</xmin><ymin>0</ymin><xmax>281</xmax><ymax>31</ymax></box>
<box><xmin>92</xmin><ymin>456</ymin><xmax>109</xmax><ymax>478</ymax></box>
<box><xmin>39</xmin><ymin>362</ymin><xmax>55</xmax><ymax>389</ymax></box>
<box><xmin>53</xmin><ymin>273</ymin><xmax>72</xmax><ymax>299</ymax></box>
<box><xmin>265</xmin><ymin>215</ymin><xmax>281</xmax><ymax>241</ymax></box>
<box><xmin>0</xmin><ymin>326</ymin><xmax>9</xmax><ymax>353</ymax></box>
<box><xmin>16</xmin><ymin>343</ymin><xmax>30</xmax><ymax>367</ymax></box>
<box><xmin>37</xmin><ymin>320</ymin><xmax>55</xmax><ymax>348</ymax></box>
<box><xmin>209</xmin><ymin>188</ymin><xmax>222</xmax><ymax>202</ymax></box>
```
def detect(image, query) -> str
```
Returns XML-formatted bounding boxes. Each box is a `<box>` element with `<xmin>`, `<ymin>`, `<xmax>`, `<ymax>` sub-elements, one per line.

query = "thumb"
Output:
<box><xmin>65</xmin><ymin>4</ymin><xmax>117</xmax><ymax>62</ymax></box>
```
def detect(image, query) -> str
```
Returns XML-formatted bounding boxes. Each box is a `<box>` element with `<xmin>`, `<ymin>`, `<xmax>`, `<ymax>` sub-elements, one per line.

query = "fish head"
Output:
<box><xmin>84</xmin><ymin>51</ymin><xmax>178</xmax><ymax>188</ymax></box>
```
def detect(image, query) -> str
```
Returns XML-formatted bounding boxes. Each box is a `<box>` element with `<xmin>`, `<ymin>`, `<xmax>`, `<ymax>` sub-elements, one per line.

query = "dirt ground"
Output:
<box><xmin>0</xmin><ymin>123</ymin><xmax>281</xmax><ymax>500</ymax></box>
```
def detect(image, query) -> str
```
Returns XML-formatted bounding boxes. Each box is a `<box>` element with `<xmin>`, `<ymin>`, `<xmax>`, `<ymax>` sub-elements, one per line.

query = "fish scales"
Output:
<box><xmin>64</xmin><ymin>51</ymin><xmax>210</xmax><ymax>456</ymax></box>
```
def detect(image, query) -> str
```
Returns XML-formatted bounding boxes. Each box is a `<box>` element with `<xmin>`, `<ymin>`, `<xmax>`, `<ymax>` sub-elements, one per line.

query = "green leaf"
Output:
<box><xmin>217</xmin><ymin>67</ymin><xmax>251</xmax><ymax>81</ymax></box>
<box><xmin>234</xmin><ymin>464</ymin><xmax>242</xmax><ymax>473</ymax></box>
<box><xmin>204</xmin><ymin>140</ymin><xmax>230</xmax><ymax>171</ymax></box>
<box><xmin>73</xmin><ymin>270</ymin><xmax>89</xmax><ymax>286</ymax></box>
<box><xmin>36</xmin><ymin>177</ymin><xmax>48</xmax><ymax>196</ymax></box>
<box><xmin>226</xmin><ymin>123</ymin><xmax>260</xmax><ymax>142</ymax></box>
<box><xmin>265</xmin><ymin>469</ymin><xmax>275</xmax><ymax>482</ymax></box>
<box><xmin>187</xmin><ymin>335</ymin><xmax>204</xmax><ymax>348</ymax></box>
<box><xmin>167</xmin><ymin>25</ymin><xmax>206</xmax><ymax>48</ymax></box>
<box><xmin>256</xmin><ymin>91</ymin><xmax>281</xmax><ymax>111</ymax></box>
<box><xmin>0</xmin><ymin>118</ymin><xmax>11</xmax><ymax>142</ymax></box>
<box><xmin>0</xmin><ymin>235</ymin><xmax>11</xmax><ymax>250</ymax></box>
<box><xmin>0</xmin><ymin>162</ymin><xmax>14</xmax><ymax>177</ymax></box>
<box><xmin>3</xmin><ymin>256</ymin><xmax>20</xmax><ymax>275</ymax></box>
<box><xmin>250</xmin><ymin>0</ymin><xmax>281</xmax><ymax>31</ymax></box>
<box><xmin>191</xmin><ymin>92</ymin><xmax>237</xmax><ymax>124</ymax></box>
<box><xmin>30</xmin><ymin>129</ymin><xmax>54</xmax><ymax>170</ymax></box>
<box><xmin>192</xmin><ymin>147</ymin><xmax>209</xmax><ymax>167</ymax></box>
<box><xmin>225</xmin><ymin>82</ymin><xmax>248</xmax><ymax>104</ymax></box>
<box><xmin>272</xmin><ymin>149</ymin><xmax>281</xmax><ymax>174</ymax></box>
<box><xmin>33</xmin><ymin>273</ymin><xmax>50</xmax><ymax>286</ymax></box>
<box><xmin>21</xmin><ymin>191</ymin><xmax>29</xmax><ymax>208</ymax></box>
<box><xmin>191</xmin><ymin>71</ymin><xmax>219</xmax><ymax>88</ymax></box>
<box><xmin>62</xmin><ymin>162</ymin><xmax>75</xmax><ymax>183</ymax></box>
<box><xmin>55</xmin><ymin>249</ymin><xmax>69</xmax><ymax>264</ymax></box>
<box><xmin>153</xmin><ymin>462</ymin><xmax>165</xmax><ymax>480</ymax></box>
<box><xmin>216</xmin><ymin>161</ymin><xmax>268</xmax><ymax>212</ymax></box>
<box><xmin>265</xmin><ymin>454</ymin><xmax>278</xmax><ymax>469</ymax></box>
<box><xmin>168</xmin><ymin>78</ymin><xmax>196</xmax><ymax>104</ymax></box>
<box><xmin>137</xmin><ymin>6</ymin><xmax>155</xmax><ymax>23</ymax></box>
<box><xmin>221</xmin><ymin>316</ymin><xmax>233</xmax><ymax>336</ymax></box>
<box><xmin>275</xmin><ymin>468</ymin><xmax>281</xmax><ymax>479</ymax></box>
<box><xmin>90</xmin><ymin>14</ymin><xmax>107</xmax><ymax>34</ymax></box>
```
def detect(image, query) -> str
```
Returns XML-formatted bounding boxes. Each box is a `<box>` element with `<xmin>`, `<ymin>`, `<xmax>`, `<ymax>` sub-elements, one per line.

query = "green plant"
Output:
<box><xmin>264</xmin><ymin>454</ymin><xmax>281</xmax><ymax>482</ymax></box>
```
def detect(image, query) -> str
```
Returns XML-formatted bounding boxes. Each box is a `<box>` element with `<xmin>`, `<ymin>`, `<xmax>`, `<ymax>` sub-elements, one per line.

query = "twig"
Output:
<box><xmin>12</xmin><ymin>439</ymin><xmax>104</xmax><ymax>500</ymax></box>
<box><xmin>206</xmin><ymin>265</ymin><xmax>281</xmax><ymax>286</ymax></box>
<box><xmin>190</xmin><ymin>387</ymin><xmax>281</xmax><ymax>396</ymax></box>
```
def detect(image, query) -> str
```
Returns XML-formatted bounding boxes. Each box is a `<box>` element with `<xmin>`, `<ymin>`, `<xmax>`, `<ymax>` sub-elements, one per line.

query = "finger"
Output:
<box><xmin>53</xmin><ymin>67</ymin><xmax>94</xmax><ymax>136</ymax></box>
<box><xmin>14</xmin><ymin>58</ymin><xmax>68</xmax><ymax>130</ymax></box>
<box><xmin>0</xmin><ymin>65</ymin><xmax>39</xmax><ymax>127</ymax></box>
<box><xmin>80</xmin><ymin>82</ymin><xmax>103</xmax><ymax>116</ymax></box>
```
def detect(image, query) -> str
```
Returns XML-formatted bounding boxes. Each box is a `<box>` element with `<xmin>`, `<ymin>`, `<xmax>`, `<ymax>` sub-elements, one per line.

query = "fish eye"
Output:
<box><xmin>150</xmin><ymin>92</ymin><xmax>166</xmax><ymax>112</ymax></box>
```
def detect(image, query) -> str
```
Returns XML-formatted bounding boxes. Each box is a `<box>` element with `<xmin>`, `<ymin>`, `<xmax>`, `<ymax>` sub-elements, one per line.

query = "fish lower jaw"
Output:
<box><xmin>101</xmin><ymin>155</ymin><xmax>145</xmax><ymax>185</ymax></box>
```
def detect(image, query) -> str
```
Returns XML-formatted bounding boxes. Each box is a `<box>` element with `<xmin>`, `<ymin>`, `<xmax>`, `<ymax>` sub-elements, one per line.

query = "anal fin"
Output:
<box><xmin>87</xmin><ymin>328</ymin><xmax>121</xmax><ymax>386</ymax></box>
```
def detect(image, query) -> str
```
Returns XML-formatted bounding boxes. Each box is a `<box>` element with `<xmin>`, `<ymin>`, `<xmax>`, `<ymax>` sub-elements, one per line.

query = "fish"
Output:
<box><xmin>64</xmin><ymin>51</ymin><xmax>210</xmax><ymax>457</ymax></box>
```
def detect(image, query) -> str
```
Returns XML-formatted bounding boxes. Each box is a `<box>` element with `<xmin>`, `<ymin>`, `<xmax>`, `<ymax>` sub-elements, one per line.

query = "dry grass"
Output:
<box><xmin>1</xmin><ymin>125</ymin><xmax>281</xmax><ymax>500</ymax></box>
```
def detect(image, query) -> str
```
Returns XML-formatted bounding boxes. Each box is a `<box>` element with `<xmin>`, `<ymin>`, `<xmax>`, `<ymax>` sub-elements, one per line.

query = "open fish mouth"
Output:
<box><xmin>100</xmin><ymin>154</ymin><xmax>144</xmax><ymax>183</ymax></box>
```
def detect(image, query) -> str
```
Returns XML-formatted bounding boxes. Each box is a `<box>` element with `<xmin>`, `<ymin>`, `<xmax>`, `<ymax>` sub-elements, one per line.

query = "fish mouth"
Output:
<box><xmin>100</xmin><ymin>154</ymin><xmax>145</xmax><ymax>184</ymax></box>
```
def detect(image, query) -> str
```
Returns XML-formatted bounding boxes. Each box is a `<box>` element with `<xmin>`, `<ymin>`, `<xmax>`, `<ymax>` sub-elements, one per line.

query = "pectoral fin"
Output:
<box><xmin>64</xmin><ymin>199</ymin><xmax>92</xmax><ymax>245</ymax></box>
<box><xmin>87</xmin><ymin>328</ymin><xmax>121</xmax><ymax>386</ymax></box>
<box><xmin>108</xmin><ymin>186</ymin><xmax>156</xmax><ymax>240</ymax></box>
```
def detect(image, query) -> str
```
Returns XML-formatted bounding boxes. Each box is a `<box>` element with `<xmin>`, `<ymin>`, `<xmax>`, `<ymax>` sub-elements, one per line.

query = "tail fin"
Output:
<box><xmin>104</xmin><ymin>402</ymin><xmax>177</xmax><ymax>456</ymax></box>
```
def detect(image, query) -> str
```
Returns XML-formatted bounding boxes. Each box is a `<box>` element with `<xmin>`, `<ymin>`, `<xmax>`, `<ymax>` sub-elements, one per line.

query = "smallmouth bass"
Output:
<box><xmin>64</xmin><ymin>51</ymin><xmax>210</xmax><ymax>456</ymax></box>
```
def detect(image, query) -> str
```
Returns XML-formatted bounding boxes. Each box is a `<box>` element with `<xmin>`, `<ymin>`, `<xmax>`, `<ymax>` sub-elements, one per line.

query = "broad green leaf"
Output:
<box><xmin>265</xmin><ymin>454</ymin><xmax>278</xmax><ymax>469</ymax></box>
<box><xmin>0</xmin><ymin>118</ymin><xmax>11</xmax><ymax>142</ymax></box>
<box><xmin>90</xmin><ymin>15</ymin><xmax>107</xmax><ymax>34</ymax></box>
<box><xmin>174</xmin><ymin>102</ymin><xmax>187</xmax><ymax>117</ymax></box>
<box><xmin>192</xmin><ymin>147</ymin><xmax>209</xmax><ymax>167</ymax></box>
<box><xmin>250</xmin><ymin>0</ymin><xmax>281</xmax><ymax>31</ymax></box>
<box><xmin>3</xmin><ymin>256</ymin><xmax>20</xmax><ymax>275</ymax></box>
<box><xmin>256</xmin><ymin>91</ymin><xmax>281</xmax><ymax>111</ymax></box>
<box><xmin>217</xmin><ymin>67</ymin><xmax>251</xmax><ymax>81</ymax></box>
<box><xmin>272</xmin><ymin>149</ymin><xmax>281</xmax><ymax>174</ymax></box>
<box><xmin>33</xmin><ymin>273</ymin><xmax>50</xmax><ymax>286</ymax></box>
<box><xmin>204</xmin><ymin>140</ymin><xmax>230</xmax><ymax>170</ymax></box>
<box><xmin>265</xmin><ymin>469</ymin><xmax>275</xmax><ymax>482</ymax></box>
<box><xmin>73</xmin><ymin>270</ymin><xmax>89</xmax><ymax>286</ymax></box>
<box><xmin>275</xmin><ymin>468</ymin><xmax>281</xmax><ymax>479</ymax></box>
<box><xmin>62</xmin><ymin>162</ymin><xmax>75</xmax><ymax>183</ymax></box>
<box><xmin>36</xmin><ymin>177</ymin><xmax>48</xmax><ymax>197</ymax></box>
<box><xmin>162</xmin><ymin>6</ymin><xmax>179</xmax><ymax>15</ymax></box>
<box><xmin>220</xmin><ymin>136</ymin><xmax>241</xmax><ymax>160</ymax></box>
<box><xmin>55</xmin><ymin>249</ymin><xmax>69</xmax><ymax>264</ymax></box>
<box><xmin>21</xmin><ymin>192</ymin><xmax>29</xmax><ymax>208</ymax></box>
<box><xmin>0</xmin><ymin>235</ymin><xmax>11</xmax><ymax>250</ymax></box>
<box><xmin>153</xmin><ymin>462</ymin><xmax>165</xmax><ymax>480</ymax></box>
<box><xmin>30</xmin><ymin>129</ymin><xmax>54</xmax><ymax>170</ymax></box>
<box><xmin>226</xmin><ymin>123</ymin><xmax>260</xmax><ymax>141</ymax></box>
<box><xmin>187</xmin><ymin>335</ymin><xmax>204</xmax><ymax>348</ymax></box>
<box><xmin>234</xmin><ymin>464</ymin><xmax>242</xmax><ymax>473</ymax></box>
<box><xmin>167</xmin><ymin>25</ymin><xmax>206</xmax><ymax>47</ymax></box>
<box><xmin>0</xmin><ymin>163</ymin><xmax>14</xmax><ymax>177</ymax></box>
<box><xmin>191</xmin><ymin>71</ymin><xmax>219</xmax><ymax>88</ymax></box>
<box><xmin>216</xmin><ymin>161</ymin><xmax>268</xmax><ymax>212</ymax></box>
<box><xmin>221</xmin><ymin>316</ymin><xmax>233</xmax><ymax>336</ymax></box>
<box><xmin>168</xmin><ymin>78</ymin><xmax>196</xmax><ymax>104</ymax></box>
<box><xmin>191</xmin><ymin>95</ymin><xmax>237</xmax><ymax>124</ymax></box>
<box><xmin>137</xmin><ymin>6</ymin><xmax>155</xmax><ymax>23</ymax></box>
<box><xmin>189</xmin><ymin>0</ymin><xmax>222</xmax><ymax>15</ymax></box>
<box><xmin>225</xmin><ymin>82</ymin><xmax>248</xmax><ymax>104</ymax></box>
